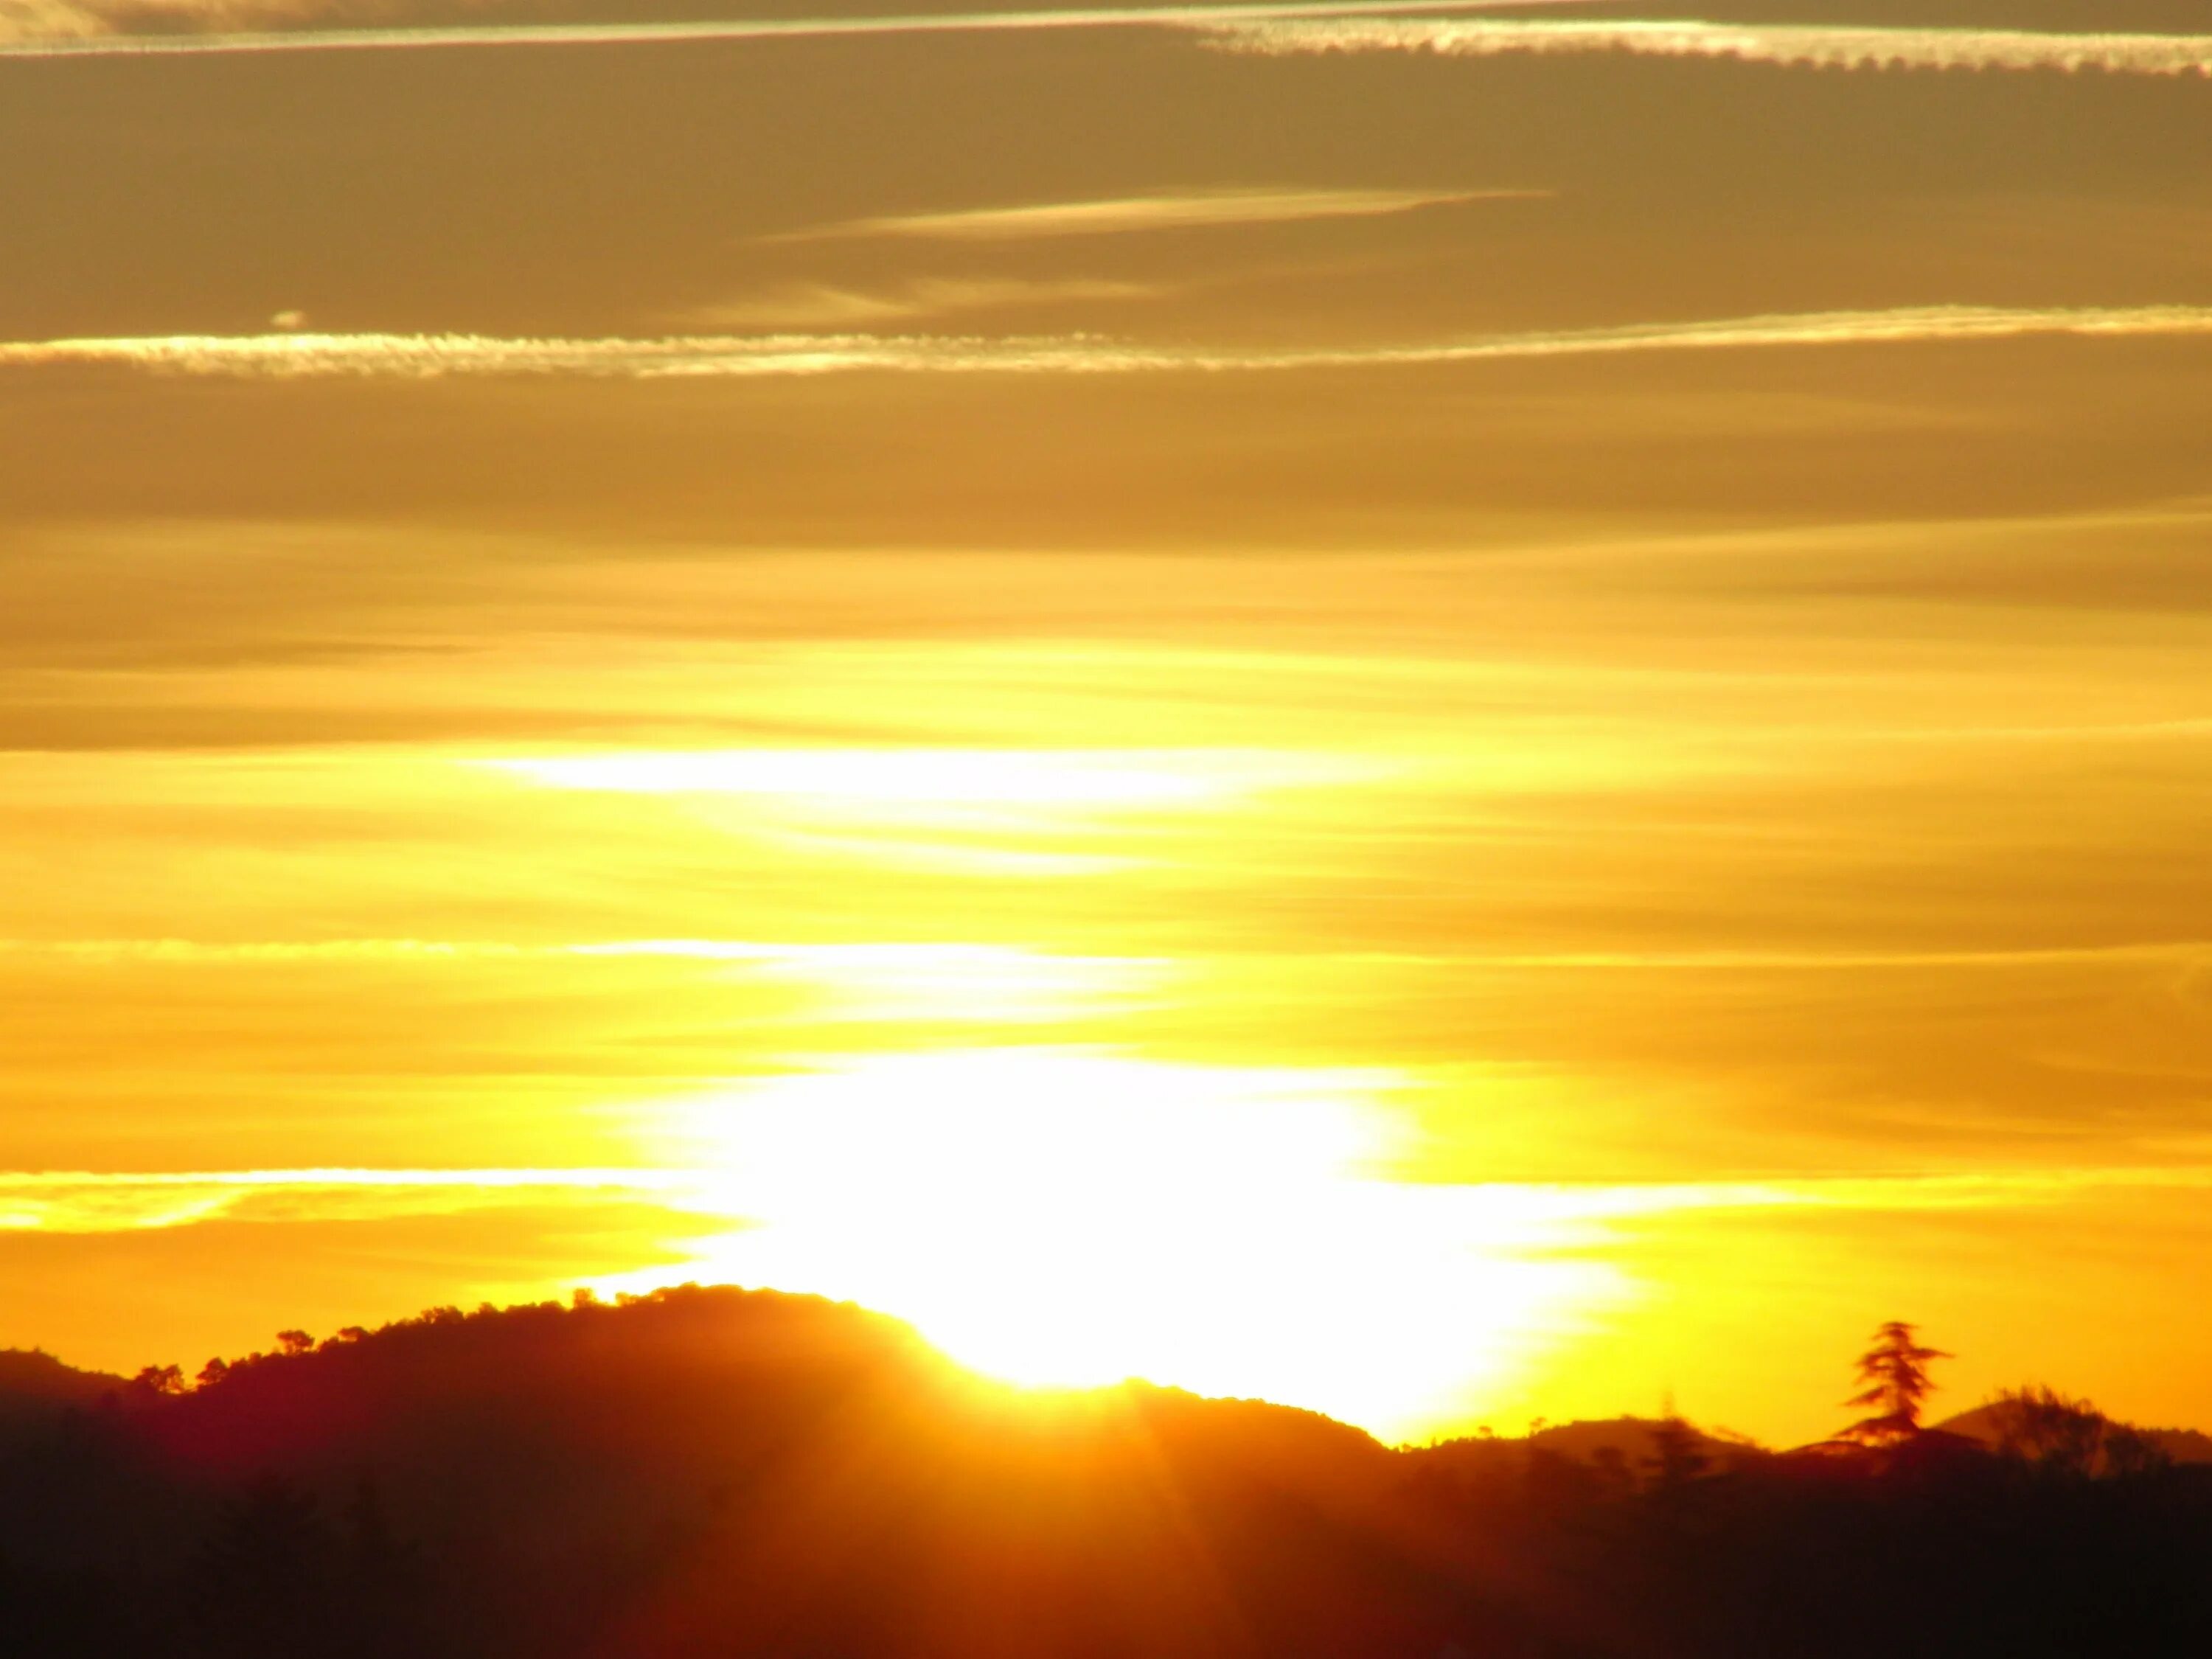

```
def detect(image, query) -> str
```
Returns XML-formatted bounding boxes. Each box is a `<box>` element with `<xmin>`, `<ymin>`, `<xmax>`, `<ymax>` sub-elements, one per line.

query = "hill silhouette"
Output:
<box><xmin>1938</xmin><ymin>1402</ymin><xmax>2212</xmax><ymax>1469</ymax></box>
<box><xmin>0</xmin><ymin>1347</ymin><xmax>126</xmax><ymax>1429</ymax></box>
<box><xmin>3</xmin><ymin>1287</ymin><xmax>2210</xmax><ymax>1658</ymax></box>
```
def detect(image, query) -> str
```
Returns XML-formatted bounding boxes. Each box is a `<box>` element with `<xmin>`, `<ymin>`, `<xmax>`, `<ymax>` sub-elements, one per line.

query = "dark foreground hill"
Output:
<box><xmin>3</xmin><ymin>1288</ymin><xmax>2210</xmax><ymax>1659</ymax></box>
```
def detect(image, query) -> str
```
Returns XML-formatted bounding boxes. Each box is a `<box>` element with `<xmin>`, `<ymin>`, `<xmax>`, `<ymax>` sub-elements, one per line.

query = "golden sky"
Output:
<box><xmin>3</xmin><ymin>0</ymin><xmax>2211</xmax><ymax>1445</ymax></box>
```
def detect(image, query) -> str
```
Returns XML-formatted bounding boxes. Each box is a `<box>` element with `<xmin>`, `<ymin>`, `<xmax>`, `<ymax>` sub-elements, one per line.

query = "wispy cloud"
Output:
<box><xmin>675</xmin><ymin>277</ymin><xmax>1155</xmax><ymax>330</ymax></box>
<box><xmin>774</xmin><ymin>186</ymin><xmax>1538</xmax><ymax>243</ymax></box>
<box><xmin>1203</xmin><ymin>18</ymin><xmax>2212</xmax><ymax>78</ymax></box>
<box><xmin>0</xmin><ymin>935</ymin><xmax>1169</xmax><ymax>1021</ymax></box>
<box><xmin>11</xmin><ymin>936</ymin><xmax>2208</xmax><ymax>975</ymax></box>
<box><xmin>0</xmin><ymin>0</ymin><xmax>1585</xmax><ymax>57</ymax></box>
<box><xmin>0</xmin><ymin>1166</ymin><xmax>694</xmax><ymax>1232</ymax></box>
<box><xmin>7</xmin><ymin>305</ymin><xmax>2211</xmax><ymax>381</ymax></box>
<box><xmin>0</xmin><ymin>937</ymin><xmax>532</xmax><ymax>961</ymax></box>
<box><xmin>19</xmin><ymin>3</ymin><xmax>2202</xmax><ymax>79</ymax></box>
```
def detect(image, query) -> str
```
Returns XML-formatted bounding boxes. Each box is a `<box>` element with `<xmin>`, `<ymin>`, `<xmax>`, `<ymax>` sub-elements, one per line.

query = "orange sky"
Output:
<box><xmin>3</xmin><ymin>0</ymin><xmax>2211</xmax><ymax>1446</ymax></box>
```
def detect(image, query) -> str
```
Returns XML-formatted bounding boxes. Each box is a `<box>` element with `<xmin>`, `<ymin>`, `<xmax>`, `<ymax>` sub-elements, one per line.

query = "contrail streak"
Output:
<box><xmin>0</xmin><ymin>0</ymin><xmax>1587</xmax><ymax>59</ymax></box>
<box><xmin>1203</xmin><ymin>17</ymin><xmax>2212</xmax><ymax>77</ymax></box>
<box><xmin>5</xmin><ymin>306</ymin><xmax>2211</xmax><ymax>381</ymax></box>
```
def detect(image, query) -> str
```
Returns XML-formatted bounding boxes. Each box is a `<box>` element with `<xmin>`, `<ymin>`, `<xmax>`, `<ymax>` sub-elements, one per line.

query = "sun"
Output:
<box><xmin>597</xmin><ymin>1048</ymin><xmax>1617</xmax><ymax>1441</ymax></box>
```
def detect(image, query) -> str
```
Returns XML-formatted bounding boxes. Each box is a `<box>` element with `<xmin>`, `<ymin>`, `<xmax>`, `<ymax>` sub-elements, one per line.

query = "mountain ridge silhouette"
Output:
<box><xmin>4</xmin><ymin>1286</ymin><xmax>2210</xmax><ymax>1658</ymax></box>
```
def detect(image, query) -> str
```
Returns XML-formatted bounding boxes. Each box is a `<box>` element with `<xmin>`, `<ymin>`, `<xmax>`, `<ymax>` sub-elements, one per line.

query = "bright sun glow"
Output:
<box><xmin>596</xmin><ymin>1048</ymin><xmax>1621</xmax><ymax>1441</ymax></box>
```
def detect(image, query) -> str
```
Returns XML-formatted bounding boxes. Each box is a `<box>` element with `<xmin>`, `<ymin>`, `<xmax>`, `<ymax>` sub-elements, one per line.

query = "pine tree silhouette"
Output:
<box><xmin>1843</xmin><ymin>1321</ymin><xmax>1950</xmax><ymax>1446</ymax></box>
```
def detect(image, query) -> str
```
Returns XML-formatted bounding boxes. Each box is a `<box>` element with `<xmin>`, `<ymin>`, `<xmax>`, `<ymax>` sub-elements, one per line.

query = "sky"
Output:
<box><xmin>2</xmin><ymin>0</ymin><xmax>2210</xmax><ymax>1447</ymax></box>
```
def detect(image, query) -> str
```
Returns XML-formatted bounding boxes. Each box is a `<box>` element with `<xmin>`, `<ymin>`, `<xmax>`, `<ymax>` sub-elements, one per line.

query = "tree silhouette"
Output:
<box><xmin>1987</xmin><ymin>1385</ymin><xmax>2103</xmax><ymax>1475</ymax></box>
<box><xmin>1984</xmin><ymin>1385</ymin><xmax>2172</xmax><ymax>1479</ymax></box>
<box><xmin>9</xmin><ymin>1287</ymin><xmax>2212</xmax><ymax>1659</ymax></box>
<box><xmin>1644</xmin><ymin>1414</ymin><xmax>1710</xmax><ymax>1492</ymax></box>
<box><xmin>1843</xmin><ymin>1321</ymin><xmax>1949</xmax><ymax>1446</ymax></box>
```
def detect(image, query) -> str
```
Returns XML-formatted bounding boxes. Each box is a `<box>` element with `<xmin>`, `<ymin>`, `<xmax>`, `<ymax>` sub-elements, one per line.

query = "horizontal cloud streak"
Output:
<box><xmin>0</xmin><ymin>935</ymin><xmax>1165</xmax><ymax>973</ymax></box>
<box><xmin>13</xmin><ymin>4</ymin><xmax>2205</xmax><ymax>79</ymax></box>
<box><xmin>776</xmin><ymin>185</ymin><xmax>1539</xmax><ymax>242</ymax></box>
<box><xmin>7</xmin><ymin>938</ymin><xmax>2208</xmax><ymax>970</ymax></box>
<box><xmin>1204</xmin><ymin>18</ymin><xmax>2212</xmax><ymax>78</ymax></box>
<box><xmin>0</xmin><ymin>1166</ymin><xmax>698</xmax><ymax>1232</ymax></box>
<box><xmin>9</xmin><ymin>1164</ymin><xmax>2212</xmax><ymax>1234</ymax></box>
<box><xmin>678</xmin><ymin>276</ymin><xmax>1156</xmax><ymax>328</ymax></box>
<box><xmin>0</xmin><ymin>0</ymin><xmax>1582</xmax><ymax>57</ymax></box>
<box><xmin>6</xmin><ymin>305</ymin><xmax>2211</xmax><ymax>382</ymax></box>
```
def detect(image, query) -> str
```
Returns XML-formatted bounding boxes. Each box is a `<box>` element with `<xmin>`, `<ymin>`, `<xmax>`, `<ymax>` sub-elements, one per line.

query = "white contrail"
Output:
<box><xmin>1203</xmin><ymin>17</ymin><xmax>2212</xmax><ymax>77</ymax></box>
<box><xmin>0</xmin><ymin>0</ymin><xmax>1589</xmax><ymax>58</ymax></box>
<box><xmin>6</xmin><ymin>305</ymin><xmax>2211</xmax><ymax>381</ymax></box>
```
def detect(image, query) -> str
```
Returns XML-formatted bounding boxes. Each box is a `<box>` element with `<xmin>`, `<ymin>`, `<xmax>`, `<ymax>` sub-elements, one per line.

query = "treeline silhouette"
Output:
<box><xmin>3</xmin><ymin>1288</ymin><xmax>2209</xmax><ymax>1658</ymax></box>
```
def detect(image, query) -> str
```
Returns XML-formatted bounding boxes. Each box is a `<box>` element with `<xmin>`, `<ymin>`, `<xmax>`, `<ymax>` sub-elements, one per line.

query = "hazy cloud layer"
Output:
<box><xmin>1205</xmin><ymin>18</ymin><xmax>2212</xmax><ymax>77</ymax></box>
<box><xmin>7</xmin><ymin>306</ymin><xmax>2211</xmax><ymax>380</ymax></box>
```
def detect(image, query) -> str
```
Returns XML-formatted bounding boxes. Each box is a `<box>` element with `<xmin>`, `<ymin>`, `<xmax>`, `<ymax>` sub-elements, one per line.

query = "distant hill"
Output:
<box><xmin>1938</xmin><ymin>1402</ymin><xmax>2212</xmax><ymax>1467</ymax></box>
<box><xmin>0</xmin><ymin>1346</ymin><xmax>125</xmax><ymax>1407</ymax></box>
<box><xmin>1411</xmin><ymin>1414</ymin><xmax>1757</xmax><ymax>1494</ymax></box>
<box><xmin>0</xmin><ymin>1346</ymin><xmax>128</xmax><ymax>1449</ymax></box>
<box><xmin>2</xmin><ymin>1290</ymin><xmax>2211</xmax><ymax>1659</ymax></box>
<box><xmin>1529</xmin><ymin>1415</ymin><xmax>1755</xmax><ymax>1467</ymax></box>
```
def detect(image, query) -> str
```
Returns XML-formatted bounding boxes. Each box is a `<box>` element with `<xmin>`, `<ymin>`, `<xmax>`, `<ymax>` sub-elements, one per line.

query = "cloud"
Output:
<box><xmin>5</xmin><ymin>305</ymin><xmax>2211</xmax><ymax>382</ymax></box>
<box><xmin>675</xmin><ymin>277</ymin><xmax>1154</xmax><ymax>330</ymax></box>
<box><xmin>0</xmin><ymin>1166</ymin><xmax>693</xmax><ymax>1232</ymax></box>
<box><xmin>775</xmin><ymin>186</ymin><xmax>1539</xmax><ymax>243</ymax></box>
<box><xmin>0</xmin><ymin>0</ymin><xmax>100</xmax><ymax>42</ymax></box>
<box><xmin>16</xmin><ymin>3</ymin><xmax>2202</xmax><ymax>81</ymax></box>
<box><xmin>10</xmin><ymin>1160</ymin><xmax>2211</xmax><ymax>1237</ymax></box>
<box><xmin>1203</xmin><ymin>18</ymin><xmax>2212</xmax><ymax>78</ymax></box>
<box><xmin>0</xmin><ymin>0</ymin><xmax>1585</xmax><ymax>56</ymax></box>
